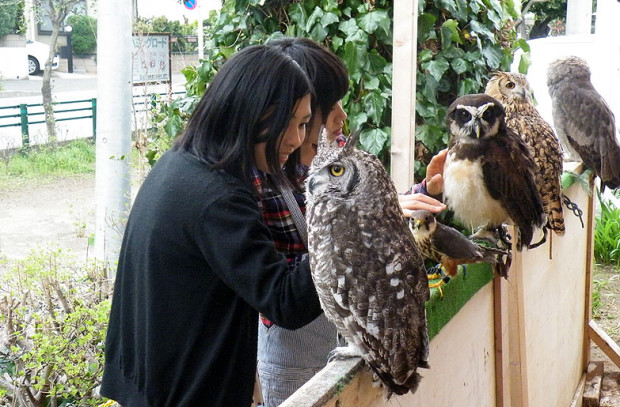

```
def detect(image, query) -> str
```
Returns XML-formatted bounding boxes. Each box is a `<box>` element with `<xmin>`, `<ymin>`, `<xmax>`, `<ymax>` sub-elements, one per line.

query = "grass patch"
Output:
<box><xmin>0</xmin><ymin>139</ymin><xmax>96</xmax><ymax>192</ymax></box>
<box><xmin>592</xmin><ymin>276</ymin><xmax>608</xmax><ymax>318</ymax></box>
<box><xmin>594</xmin><ymin>192</ymin><xmax>620</xmax><ymax>266</ymax></box>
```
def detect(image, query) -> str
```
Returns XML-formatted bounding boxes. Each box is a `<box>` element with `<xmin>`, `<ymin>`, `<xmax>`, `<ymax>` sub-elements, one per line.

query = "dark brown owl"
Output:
<box><xmin>547</xmin><ymin>56</ymin><xmax>620</xmax><ymax>190</ymax></box>
<box><xmin>305</xmin><ymin>133</ymin><xmax>429</xmax><ymax>398</ymax></box>
<box><xmin>409</xmin><ymin>209</ymin><xmax>510</xmax><ymax>278</ymax></box>
<box><xmin>443</xmin><ymin>94</ymin><xmax>545</xmax><ymax>250</ymax></box>
<box><xmin>485</xmin><ymin>72</ymin><xmax>565</xmax><ymax>243</ymax></box>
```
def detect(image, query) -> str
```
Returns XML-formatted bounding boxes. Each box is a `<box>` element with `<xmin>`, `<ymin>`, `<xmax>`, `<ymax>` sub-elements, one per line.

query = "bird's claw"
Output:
<box><xmin>327</xmin><ymin>346</ymin><xmax>362</xmax><ymax>362</ymax></box>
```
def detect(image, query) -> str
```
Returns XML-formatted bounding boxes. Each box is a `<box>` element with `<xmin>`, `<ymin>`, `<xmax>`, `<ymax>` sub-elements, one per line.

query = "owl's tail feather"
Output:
<box><xmin>546</xmin><ymin>193</ymin><xmax>566</xmax><ymax>236</ymax></box>
<box><xmin>374</xmin><ymin>368</ymin><xmax>422</xmax><ymax>399</ymax></box>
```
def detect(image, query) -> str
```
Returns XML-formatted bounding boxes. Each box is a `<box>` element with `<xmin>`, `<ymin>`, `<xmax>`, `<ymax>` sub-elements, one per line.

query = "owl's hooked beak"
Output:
<box><xmin>472</xmin><ymin>120</ymin><xmax>482</xmax><ymax>139</ymax></box>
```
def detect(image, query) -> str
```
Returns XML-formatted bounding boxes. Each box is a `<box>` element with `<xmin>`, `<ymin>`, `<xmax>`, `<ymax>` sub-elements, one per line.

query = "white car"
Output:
<box><xmin>26</xmin><ymin>40</ymin><xmax>59</xmax><ymax>75</ymax></box>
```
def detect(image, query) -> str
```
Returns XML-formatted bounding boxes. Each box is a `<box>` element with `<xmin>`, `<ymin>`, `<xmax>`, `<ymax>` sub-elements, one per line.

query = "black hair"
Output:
<box><xmin>265</xmin><ymin>37</ymin><xmax>349</xmax><ymax>187</ymax></box>
<box><xmin>267</xmin><ymin>37</ymin><xmax>349</xmax><ymax>129</ymax></box>
<box><xmin>174</xmin><ymin>44</ymin><xmax>313</xmax><ymax>191</ymax></box>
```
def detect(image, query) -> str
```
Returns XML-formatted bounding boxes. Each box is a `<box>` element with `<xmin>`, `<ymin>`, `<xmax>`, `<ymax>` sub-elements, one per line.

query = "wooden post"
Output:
<box><xmin>507</xmin><ymin>228</ymin><xmax>530</xmax><ymax>407</ymax></box>
<box><xmin>582</xmin><ymin>175</ymin><xmax>595</xmax><ymax>371</ymax></box>
<box><xmin>494</xmin><ymin>276</ymin><xmax>510</xmax><ymax>407</ymax></box>
<box><xmin>390</xmin><ymin>0</ymin><xmax>417</xmax><ymax>191</ymax></box>
<box><xmin>566</xmin><ymin>0</ymin><xmax>593</xmax><ymax>35</ymax></box>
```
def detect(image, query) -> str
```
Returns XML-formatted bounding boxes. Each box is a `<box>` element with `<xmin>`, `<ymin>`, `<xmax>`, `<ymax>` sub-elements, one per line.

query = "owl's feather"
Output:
<box><xmin>409</xmin><ymin>209</ymin><xmax>510</xmax><ymax>277</ymax></box>
<box><xmin>306</xmin><ymin>134</ymin><xmax>429</xmax><ymax>397</ymax></box>
<box><xmin>486</xmin><ymin>72</ymin><xmax>565</xmax><ymax>238</ymax></box>
<box><xmin>547</xmin><ymin>56</ymin><xmax>620</xmax><ymax>190</ymax></box>
<box><xmin>443</xmin><ymin>94</ymin><xmax>545</xmax><ymax>250</ymax></box>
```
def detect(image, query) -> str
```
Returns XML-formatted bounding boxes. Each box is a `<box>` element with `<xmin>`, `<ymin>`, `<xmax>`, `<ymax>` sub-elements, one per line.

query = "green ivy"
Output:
<box><xmin>414</xmin><ymin>0</ymin><xmax>528</xmax><ymax>172</ymax></box>
<box><xmin>153</xmin><ymin>0</ymin><xmax>528</xmax><ymax>179</ymax></box>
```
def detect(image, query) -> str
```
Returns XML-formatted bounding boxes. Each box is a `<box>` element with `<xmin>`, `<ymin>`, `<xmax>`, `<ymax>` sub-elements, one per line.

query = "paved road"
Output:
<box><xmin>0</xmin><ymin>71</ymin><xmax>187</xmax><ymax>102</ymax></box>
<box><xmin>0</xmin><ymin>72</ymin><xmax>187</xmax><ymax>150</ymax></box>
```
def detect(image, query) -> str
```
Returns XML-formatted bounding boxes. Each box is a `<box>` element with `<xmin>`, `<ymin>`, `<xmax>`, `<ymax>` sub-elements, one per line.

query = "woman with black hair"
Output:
<box><xmin>255</xmin><ymin>37</ymin><xmax>350</xmax><ymax>406</ymax></box>
<box><xmin>100</xmin><ymin>44</ymin><xmax>321</xmax><ymax>407</ymax></box>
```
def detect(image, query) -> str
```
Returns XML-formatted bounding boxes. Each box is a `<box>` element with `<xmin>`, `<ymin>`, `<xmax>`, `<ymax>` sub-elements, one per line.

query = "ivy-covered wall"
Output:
<box><xmin>155</xmin><ymin>0</ymin><xmax>528</xmax><ymax>178</ymax></box>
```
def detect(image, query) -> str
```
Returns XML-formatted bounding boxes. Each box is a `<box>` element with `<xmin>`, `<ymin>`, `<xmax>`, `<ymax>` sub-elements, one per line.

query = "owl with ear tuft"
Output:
<box><xmin>305</xmin><ymin>132</ymin><xmax>430</xmax><ymax>398</ymax></box>
<box><xmin>485</xmin><ymin>71</ymin><xmax>565</xmax><ymax>245</ymax></box>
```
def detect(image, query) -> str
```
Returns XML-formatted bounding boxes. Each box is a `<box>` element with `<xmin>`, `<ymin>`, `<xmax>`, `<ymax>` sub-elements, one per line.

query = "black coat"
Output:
<box><xmin>101</xmin><ymin>148</ymin><xmax>322</xmax><ymax>406</ymax></box>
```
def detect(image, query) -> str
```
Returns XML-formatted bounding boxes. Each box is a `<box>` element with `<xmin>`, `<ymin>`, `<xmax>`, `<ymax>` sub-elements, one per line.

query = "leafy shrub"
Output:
<box><xmin>67</xmin><ymin>14</ymin><xmax>97</xmax><ymax>54</ymax></box>
<box><xmin>0</xmin><ymin>0</ymin><xmax>26</xmax><ymax>36</ymax></box>
<box><xmin>0</xmin><ymin>248</ymin><xmax>113</xmax><ymax>407</ymax></box>
<box><xmin>594</xmin><ymin>194</ymin><xmax>620</xmax><ymax>266</ymax></box>
<box><xmin>152</xmin><ymin>0</ymin><xmax>527</xmax><ymax>179</ymax></box>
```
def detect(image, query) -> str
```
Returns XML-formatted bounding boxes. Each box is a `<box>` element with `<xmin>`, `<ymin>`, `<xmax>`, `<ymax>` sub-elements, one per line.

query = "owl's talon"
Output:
<box><xmin>496</xmin><ymin>226</ymin><xmax>512</xmax><ymax>248</ymax></box>
<box><xmin>327</xmin><ymin>346</ymin><xmax>362</xmax><ymax>362</ymax></box>
<box><xmin>469</xmin><ymin>228</ymin><xmax>499</xmax><ymax>245</ymax></box>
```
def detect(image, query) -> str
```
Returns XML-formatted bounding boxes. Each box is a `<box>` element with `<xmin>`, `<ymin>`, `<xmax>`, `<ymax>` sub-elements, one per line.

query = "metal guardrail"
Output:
<box><xmin>0</xmin><ymin>92</ymin><xmax>184</xmax><ymax>149</ymax></box>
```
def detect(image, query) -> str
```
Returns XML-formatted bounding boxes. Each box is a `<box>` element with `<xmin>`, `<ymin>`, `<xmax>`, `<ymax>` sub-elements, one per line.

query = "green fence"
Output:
<box><xmin>0</xmin><ymin>92</ymin><xmax>183</xmax><ymax>149</ymax></box>
<box><xmin>0</xmin><ymin>99</ymin><xmax>96</xmax><ymax>148</ymax></box>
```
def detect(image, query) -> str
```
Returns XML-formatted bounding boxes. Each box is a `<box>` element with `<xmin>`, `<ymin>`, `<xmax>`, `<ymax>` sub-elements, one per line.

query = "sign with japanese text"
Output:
<box><xmin>132</xmin><ymin>33</ymin><xmax>171</xmax><ymax>84</ymax></box>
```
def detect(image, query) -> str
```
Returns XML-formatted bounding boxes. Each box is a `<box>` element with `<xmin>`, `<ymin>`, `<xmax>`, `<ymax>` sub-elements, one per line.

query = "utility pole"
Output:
<box><xmin>197</xmin><ymin>2</ymin><xmax>204</xmax><ymax>60</ymax></box>
<box><xmin>95</xmin><ymin>0</ymin><xmax>132</xmax><ymax>275</ymax></box>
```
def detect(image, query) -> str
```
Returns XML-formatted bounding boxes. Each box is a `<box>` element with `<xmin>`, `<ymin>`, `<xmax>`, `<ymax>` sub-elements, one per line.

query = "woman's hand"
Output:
<box><xmin>425</xmin><ymin>149</ymin><xmax>447</xmax><ymax>196</ymax></box>
<box><xmin>399</xmin><ymin>193</ymin><xmax>446</xmax><ymax>217</ymax></box>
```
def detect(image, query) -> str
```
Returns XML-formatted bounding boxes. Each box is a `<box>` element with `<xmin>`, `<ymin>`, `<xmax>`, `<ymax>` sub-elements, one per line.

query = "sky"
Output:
<box><xmin>136</xmin><ymin>0</ymin><xmax>220</xmax><ymax>22</ymax></box>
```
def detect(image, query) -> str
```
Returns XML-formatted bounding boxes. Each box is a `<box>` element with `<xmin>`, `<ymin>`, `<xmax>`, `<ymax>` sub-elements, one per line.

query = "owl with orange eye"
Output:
<box><xmin>485</xmin><ymin>72</ymin><xmax>565</xmax><ymax>248</ymax></box>
<box><xmin>305</xmin><ymin>132</ymin><xmax>430</xmax><ymax>398</ymax></box>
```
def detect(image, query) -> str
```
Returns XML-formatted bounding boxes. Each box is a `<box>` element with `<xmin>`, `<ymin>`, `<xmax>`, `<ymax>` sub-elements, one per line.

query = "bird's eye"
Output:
<box><xmin>506</xmin><ymin>81</ymin><xmax>516</xmax><ymax>89</ymax></box>
<box><xmin>329</xmin><ymin>164</ymin><xmax>345</xmax><ymax>177</ymax></box>
<box><xmin>457</xmin><ymin>110</ymin><xmax>471</xmax><ymax>122</ymax></box>
<box><xmin>482</xmin><ymin>108</ymin><xmax>495</xmax><ymax>123</ymax></box>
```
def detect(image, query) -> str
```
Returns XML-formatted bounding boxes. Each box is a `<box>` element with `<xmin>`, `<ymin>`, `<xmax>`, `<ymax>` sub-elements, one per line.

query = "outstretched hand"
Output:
<box><xmin>399</xmin><ymin>193</ymin><xmax>446</xmax><ymax>216</ymax></box>
<box><xmin>425</xmin><ymin>149</ymin><xmax>447</xmax><ymax>196</ymax></box>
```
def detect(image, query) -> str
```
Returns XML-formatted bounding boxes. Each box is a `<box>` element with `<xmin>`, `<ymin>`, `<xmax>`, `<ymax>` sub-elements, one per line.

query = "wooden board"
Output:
<box><xmin>390</xmin><ymin>0</ymin><xmax>417</xmax><ymax>191</ymax></box>
<box><xmin>589</xmin><ymin>320</ymin><xmax>620</xmax><ymax>368</ymax></box>
<box><xmin>517</xmin><ymin>181</ymin><xmax>590</xmax><ymax>407</ymax></box>
<box><xmin>582</xmin><ymin>361</ymin><xmax>604</xmax><ymax>407</ymax></box>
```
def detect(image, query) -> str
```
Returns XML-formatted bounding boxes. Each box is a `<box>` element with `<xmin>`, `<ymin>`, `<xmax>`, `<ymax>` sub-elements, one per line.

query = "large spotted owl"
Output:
<box><xmin>547</xmin><ymin>56</ymin><xmax>620</xmax><ymax>190</ymax></box>
<box><xmin>485</xmin><ymin>72</ymin><xmax>565</xmax><ymax>243</ymax></box>
<box><xmin>443</xmin><ymin>94</ymin><xmax>545</xmax><ymax>250</ymax></box>
<box><xmin>305</xmin><ymin>133</ymin><xmax>430</xmax><ymax>397</ymax></box>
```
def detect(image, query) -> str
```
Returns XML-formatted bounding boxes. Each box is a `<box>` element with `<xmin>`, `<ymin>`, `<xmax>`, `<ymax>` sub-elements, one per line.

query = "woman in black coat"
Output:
<box><xmin>101</xmin><ymin>44</ymin><xmax>321</xmax><ymax>407</ymax></box>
